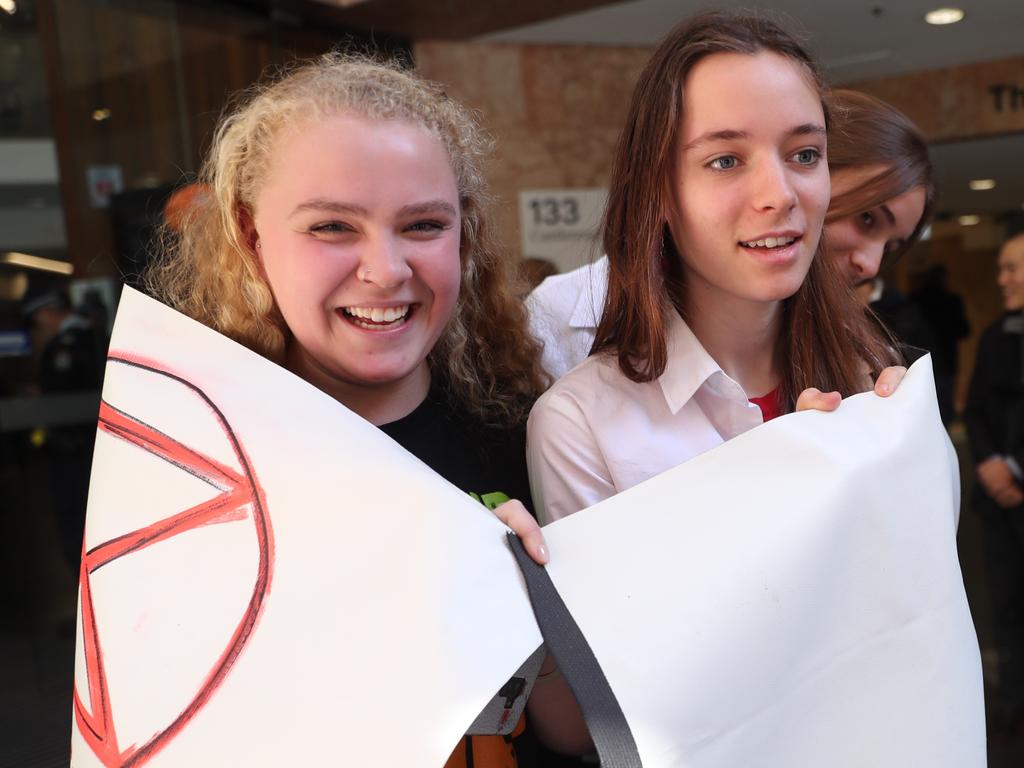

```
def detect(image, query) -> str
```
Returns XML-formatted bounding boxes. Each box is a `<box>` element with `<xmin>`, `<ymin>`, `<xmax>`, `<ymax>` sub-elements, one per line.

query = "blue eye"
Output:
<box><xmin>793</xmin><ymin>148</ymin><xmax>821</xmax><ymax>165</ymax></box>
<box><xmin>708</xmin><ymin>155</ymin><xmax>738</xmax><ymax>171</ymax></box>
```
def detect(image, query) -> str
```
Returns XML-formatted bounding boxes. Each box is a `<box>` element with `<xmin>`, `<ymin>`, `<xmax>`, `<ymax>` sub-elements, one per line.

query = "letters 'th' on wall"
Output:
<box><xmin>846</xmin><ymin>56</ymin><xmax>1024</xmax><ymax>143</ymax></box>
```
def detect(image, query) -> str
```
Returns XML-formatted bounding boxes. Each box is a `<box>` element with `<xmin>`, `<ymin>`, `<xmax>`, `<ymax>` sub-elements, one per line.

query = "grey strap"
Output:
<box><xmin>507</xmin><ymin>532</ymin><xmax>643</xmax><ymax>767</ymax></box>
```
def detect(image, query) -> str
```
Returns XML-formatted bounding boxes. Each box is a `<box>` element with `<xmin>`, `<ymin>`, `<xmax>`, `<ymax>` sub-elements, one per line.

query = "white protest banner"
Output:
<box><xmin>72</xmin><ymin>288</ymin><xmax>984</xmax><ymax>767</ymax></box>
<box><xmin>541</xmin><ymin>356</ymin><xmax>984</xmax><ymax>767</ymax></box>
<box><xmin>71</xmin><ymin>287</ymin><xmax>541</xmax><ymax>767</ymax></box>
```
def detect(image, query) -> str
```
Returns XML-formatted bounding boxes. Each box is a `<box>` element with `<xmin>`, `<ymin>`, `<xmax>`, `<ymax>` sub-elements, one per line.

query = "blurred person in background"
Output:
<box><xmin>965</xmin><ymin>230</ymin><xmax>1024</xmax><ymax>737</ymax></box>
<box><xmin>913</xmin><ymin>264</ymin><xmax>970</xmax><ymax>424</ymax></box>
<box><xmin>517</xmin><ymin>257</ymin><xmax>558</xmax><ymax>294</ymax></box>
<box><xmin>23</xmin><ymin>288</ymin><xmax>104</xmax><ymax>573</ymax></box>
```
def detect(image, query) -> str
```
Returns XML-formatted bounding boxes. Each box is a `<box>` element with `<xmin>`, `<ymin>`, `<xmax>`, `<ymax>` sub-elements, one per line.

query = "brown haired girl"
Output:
<box><xmin>525</xmin><ymin>12</ymin><xmax>907</xmax><ymax>523</ymax></box>
<box><xmin>826</xmin><ymin>88</ymin><xmax>934</xmax><ymax>287</ymax></box>
<box><xmin>145</xmin><ymin>53</ymin><xmax>554</xmax><ymax>768</ymax></box>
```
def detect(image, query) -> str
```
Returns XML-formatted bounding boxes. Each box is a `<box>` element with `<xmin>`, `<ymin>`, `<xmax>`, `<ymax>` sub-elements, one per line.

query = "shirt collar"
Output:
<box><xmin>868</xmin><ymin>278</ymin><xmax>885</xmax><ymax>304</ymax></box>
<box><xmin>657</xmin><ymin>310</ymin><xmax>726</xmax><ymax>414</ymax></box>
<box><xmin>569</xmin><ymin>256</ymin><xmax>609</xmax><ymax>329</ymax></box>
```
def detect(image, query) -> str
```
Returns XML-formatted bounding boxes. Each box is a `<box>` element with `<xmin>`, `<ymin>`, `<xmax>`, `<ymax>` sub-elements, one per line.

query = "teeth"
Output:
<box><xmin>344</xmin><ymin>305</ymin><xmax>410</xmax><ymax>324</ymax></box>
<box><xmin>741</xmin><ymin>236</ymin><xmax>796</xmax><ymax>248</ymax></box>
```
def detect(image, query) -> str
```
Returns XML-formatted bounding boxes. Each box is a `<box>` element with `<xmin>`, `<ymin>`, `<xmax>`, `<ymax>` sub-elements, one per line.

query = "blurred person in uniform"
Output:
<box><xmin>965</xmin><ymin>231</ymin><xmax>1024</xmax><ymax>735</ymax></box>
<box><xmin>913</xmin><ymin>265</ymin><xmax>970</xmax><ymax>424</ymax></box>
<box><xmin>23</xmin><ymin>288</ymin><xmax>104</xmax><ymax>573</ymax></box>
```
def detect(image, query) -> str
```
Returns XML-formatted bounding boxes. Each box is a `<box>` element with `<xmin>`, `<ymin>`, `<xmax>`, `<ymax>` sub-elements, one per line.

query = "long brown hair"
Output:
<box><xmin>826</xmin><ymin>89</ymin><xmax>934</xmax><ymax>265</ymax></box>
<box><xmin>145</xmin><ymin>53</ymin><xmax>547</xmax><ymax>426</ymax></box>
<box><xmin>592</xmin><ymin>11</ymin><xmax>899</xmax><ymax>411</ymax></box>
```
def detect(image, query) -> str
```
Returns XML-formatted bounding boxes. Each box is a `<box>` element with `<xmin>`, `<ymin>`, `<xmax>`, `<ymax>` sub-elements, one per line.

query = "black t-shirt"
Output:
<box><xmin>379</xmin><ymin>384</ymin><xmax>534</xmax><ymax>515</ymax></box>
<box><xmin>380</xmin><ymin>384</ymin><xmax>557</xmax><ymax>768</ymax></box>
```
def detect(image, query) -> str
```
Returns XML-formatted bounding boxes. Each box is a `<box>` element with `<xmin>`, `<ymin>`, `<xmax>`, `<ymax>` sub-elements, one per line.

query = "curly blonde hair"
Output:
<box><xmin>146</xmin><ymin>53</ymin><xmax>547</xmax><ymax>426</ymax></box>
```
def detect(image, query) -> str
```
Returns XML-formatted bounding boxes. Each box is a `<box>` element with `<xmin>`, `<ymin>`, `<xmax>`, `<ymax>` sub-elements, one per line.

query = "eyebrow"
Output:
<box><xmin>288</xmin><ymin>198</ymin><xmax>457</xmax><ymax>219</ymax></box>
<box><xmin>878</xmin><ymin>203</ymin><xmax>897</xmax><ymax>226</ymax></box>
<box><xmin>682</xmin><ymin>123</ymin><xmax>826</xmax><ymax>152</ymax></box>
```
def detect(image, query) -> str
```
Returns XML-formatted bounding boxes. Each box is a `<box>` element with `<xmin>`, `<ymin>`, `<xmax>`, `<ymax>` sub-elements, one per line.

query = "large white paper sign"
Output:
<box><xmin>72</xmin><ymin>288</ymin><xmax>983</xmax><ymax>767</ymax></box>
<box><xmin>541</xmin><ymin>357</ymin><xmax>984</xmax><ymax>767</ymax></box>
<box><xmin>71</xmin><ymin>287</ymin><xmax>542</xmax><ymax>767</ymax></box>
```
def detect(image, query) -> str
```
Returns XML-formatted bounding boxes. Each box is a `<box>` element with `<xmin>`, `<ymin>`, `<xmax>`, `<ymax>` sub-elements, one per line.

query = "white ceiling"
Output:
<box><xmin>480</xmin><ymin>0</ymin><xmax>1023</xmax><ymax>85</ymax></box>
<box><xmin>930</xmin><ymin>134</ymin><xmax>1024</xmax><ymax>218</ymax></box>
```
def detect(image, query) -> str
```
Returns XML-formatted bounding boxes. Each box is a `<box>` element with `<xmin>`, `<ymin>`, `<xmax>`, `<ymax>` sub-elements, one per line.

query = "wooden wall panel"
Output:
<box><xmin>41</xmin><ymin>0</ymin><xmax>343</xmax><ymax>278</ymax></box>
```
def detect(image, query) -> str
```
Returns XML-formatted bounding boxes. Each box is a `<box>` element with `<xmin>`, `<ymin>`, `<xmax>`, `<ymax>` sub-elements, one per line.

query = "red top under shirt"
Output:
<box><xmin>749</xmin><ymin>387</ymin><xmax>782</xmax><ymax>422</ymax></box>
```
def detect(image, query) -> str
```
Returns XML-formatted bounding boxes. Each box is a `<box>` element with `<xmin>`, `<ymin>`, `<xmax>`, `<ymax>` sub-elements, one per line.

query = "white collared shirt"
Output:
<box><xmin>525</xmin><ymin>257</ymin><xmax>609</xmax><ymax>380</ymax></box>
<box><xmin>527</xmin><ymin>310</ymin><xmax>766</xmax><ymax>524</ymax></box>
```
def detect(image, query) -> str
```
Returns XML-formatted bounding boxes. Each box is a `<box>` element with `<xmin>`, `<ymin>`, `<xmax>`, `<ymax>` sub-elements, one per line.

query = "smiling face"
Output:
<box><xmin>252</xmin><ymin>114</ymin><xmax>462</xmax><ymax>421</ymax></box>
<box><xmin>998</xmin><ymin>235</ymin><xmax>1024</xmax><ymax>312</ymax></box>
<box><xmin>667</xmin><ymin>51</ymin><xmax>830</xmax><ymax>313</ymax></box>
<box><xmin>826</xmin><ymin>166</ymin><xmax>927</xmax><ymax>287</ymax></box>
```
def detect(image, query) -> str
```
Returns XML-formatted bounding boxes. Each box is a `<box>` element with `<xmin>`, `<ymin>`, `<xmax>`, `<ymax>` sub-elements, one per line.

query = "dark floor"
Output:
<box><xmin>3</xmin><ymin>424</ymin><xmax>1023</xmax><ymax>767</ymax></box>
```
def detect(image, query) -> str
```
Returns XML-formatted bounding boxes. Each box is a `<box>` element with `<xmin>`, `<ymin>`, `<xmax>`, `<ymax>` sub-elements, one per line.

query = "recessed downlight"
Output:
<box><xmin>958</xmin><ymin>215</ymin><xmax>980</xmax><ymax>226</ymax></box>
<box><xmin>92</xmin><ymin>107</ymin><xmax>111</xmax><ymax>122</ymax></box>
<box><xmin>925</xmin><ymin>7</ymin><xmax>964</xmax><ymax>25</ymax></box>
<box><xmin>969</xmin><ymin>179</ymin><xmax>996</xmax><ymax>191</ymax></box>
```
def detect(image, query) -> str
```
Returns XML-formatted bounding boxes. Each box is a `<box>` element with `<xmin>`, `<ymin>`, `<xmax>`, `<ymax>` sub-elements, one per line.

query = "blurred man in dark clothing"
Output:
<box><xmin>913</xmin><ymin>265</ymin><xmax>970</xmax><ymax>424</ymax></box>
<box><xmin>965</xmin><ymin>232</ymin><xmax>1024</xmax><ymax>733</ymax></box>
<box><xmin>858</xmin><ymin>276</ymin><xmax>937</xmax><ymax>363</ymax></box>
<box><xmin>24</xmin><ymin>289</ymin><xmax>104</xmax><ymax>573</ymax></box>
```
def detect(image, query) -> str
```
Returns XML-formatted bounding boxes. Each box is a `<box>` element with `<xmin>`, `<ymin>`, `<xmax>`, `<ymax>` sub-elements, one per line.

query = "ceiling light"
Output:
<box><xmin>924</xmin><ymin>7</ymin><xmax>964</xmax><ymax>25</ymax></box>
<box><xmin>0</xmin><ymin>251</ymin><xmax>74</xmax><ymax>274</ymax></box>
<box><xmin>0</xmin><ymin>0</ymin><xmax>15</xmax><ymax>15</ymax></box>
<box><xmin>310</xmin><ymin>0</ymin><xmax>375</xmax><ymax>6</ymax></box>
<box><xmin>957</xmin><ymin>215</ymin><xmax>980</xmax><ymax>227</ymax></box>
<box><xmin>92</xmin><ymin>108</ymin><xmax>111</xmax><ymax>122</ymax></box>
<box><xmin>969</xmin><ymin>178</ymin><xmax>996</xmax><ymax>191</ymax></box>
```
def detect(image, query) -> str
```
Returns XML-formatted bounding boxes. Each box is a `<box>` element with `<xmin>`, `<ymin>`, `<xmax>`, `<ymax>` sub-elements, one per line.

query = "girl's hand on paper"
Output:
<box><xmin>493</xmin><ymin>499</ymin><xmax>549</xmax><ymax>565</ymax></box>
<box><xmin>796</xmin><ymin>365</ymin><xmax>907</xmax><ymax>413</ymax></box>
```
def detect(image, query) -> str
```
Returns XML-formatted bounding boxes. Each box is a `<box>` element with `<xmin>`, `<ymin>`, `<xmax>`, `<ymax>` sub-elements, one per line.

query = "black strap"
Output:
<box><xmin>507</xmin><ymin>532</ymin><xmax>643</xmax><ymax>767</ymax></box>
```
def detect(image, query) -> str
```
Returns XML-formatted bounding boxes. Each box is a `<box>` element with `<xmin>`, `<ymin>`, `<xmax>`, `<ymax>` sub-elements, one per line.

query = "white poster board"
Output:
<box><xmin>541</xmin><ymin>357</ymin><xmax>984</xmax><ymax>767</ymax></box>
<box><xmin>71</xmin><ymin>288</ymin><xmax>541</xmax><ymax>767</ymax></box>
<box><xmin>72</xmin><ymin>288</ymin><xmax>984</xmax><ymax>767</ymax></box>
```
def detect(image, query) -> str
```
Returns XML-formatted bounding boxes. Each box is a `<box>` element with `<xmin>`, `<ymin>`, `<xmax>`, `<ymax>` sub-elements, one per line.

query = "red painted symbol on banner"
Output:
<box><xmin>74</xmin><ymin>356</ymin><xmax>274</xmax><ymax>767</ymax></box>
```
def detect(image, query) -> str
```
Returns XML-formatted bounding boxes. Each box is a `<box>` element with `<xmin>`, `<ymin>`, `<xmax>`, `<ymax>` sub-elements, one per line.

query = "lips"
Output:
<box><xmin>738</xmin><ymin>232</ymin><xmax>802</xmax><ymax>250</ymax></box>
<box><xmin>339</xmin><ymin>304</ymin><xmax>414</xmax><ymax>330</ymax></box>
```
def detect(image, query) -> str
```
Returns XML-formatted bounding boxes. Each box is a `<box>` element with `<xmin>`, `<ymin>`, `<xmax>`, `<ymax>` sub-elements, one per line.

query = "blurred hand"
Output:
<box><xmin>978</xmin><ymin>456</ymin><xmax>1021</xmax><ymax>506</ymax></box>
<box><xmin>992</xmin><ymin>484</ymin><xmax>1024</xmax><ymax>509</ymax></box>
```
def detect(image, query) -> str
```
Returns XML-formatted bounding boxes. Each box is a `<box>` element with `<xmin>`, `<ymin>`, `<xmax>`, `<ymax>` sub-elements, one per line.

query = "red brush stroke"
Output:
<box><xmin>74</xmin><ymin>355</ymin><xmax>274</xmax><ymax>767</ymax></box>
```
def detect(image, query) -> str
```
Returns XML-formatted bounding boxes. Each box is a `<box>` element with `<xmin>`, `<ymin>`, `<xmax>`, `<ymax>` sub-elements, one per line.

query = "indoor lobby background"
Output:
<box><xmin>1</xmin><ymin>0</ymin><xmax>1022</xmax><ymax>765</ymax></box>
